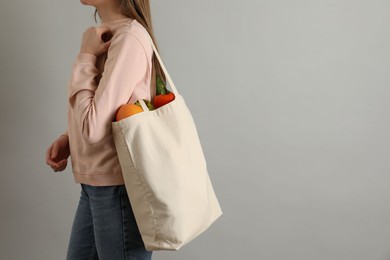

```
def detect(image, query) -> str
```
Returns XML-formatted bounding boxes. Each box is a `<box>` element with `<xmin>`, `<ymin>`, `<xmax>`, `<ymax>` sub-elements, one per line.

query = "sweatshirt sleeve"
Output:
<box><xmin>68</xmin><ymin>31</ymin><xmax>149</xmax><ymax>145</ymax></box>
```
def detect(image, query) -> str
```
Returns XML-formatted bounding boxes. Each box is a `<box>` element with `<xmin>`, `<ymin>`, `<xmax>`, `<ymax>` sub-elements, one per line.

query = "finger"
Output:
<box><xmin>58</xmin><ymin>159</ymin><xmax>68</xmax><ymax>166</ymax></box>
<box><xmin>56</xmin><ymin>161</ymin><xmax>68</xmax><ymax>172</ymax></box>
<box><xmin>47</xmin><ymin>156</ymin><xmax>61</xmax><ymax>167</ymax></box>
<box><xmin>98</xmin><ymin>26</ymin><xmax>111</xmax><ymax>32</ymax></box>
<box><xmin>58</xmin><ymin>164</ymin><xmax>67</xmax><ymax>172</ymax></box>
<box><xmin>48</xmin><ymin>160</ymin><xmax>60</xmax><ymax>168</ymax></box>
<box><xmin>51</xmin><ymin>144</ymin><xmax>58</xmax><ymax>159</ymax></box>
<box><xmin>46</xmin><ymin>144</ymin><xmax>54</xmax><ymax>165</ymax></box>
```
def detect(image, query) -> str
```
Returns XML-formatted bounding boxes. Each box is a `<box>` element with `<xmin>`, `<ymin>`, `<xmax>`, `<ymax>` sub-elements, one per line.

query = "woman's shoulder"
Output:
<box><xmin>114</xmin><ymin>19</ymin><xmax>152</xmax><ymax>52</ymax></box>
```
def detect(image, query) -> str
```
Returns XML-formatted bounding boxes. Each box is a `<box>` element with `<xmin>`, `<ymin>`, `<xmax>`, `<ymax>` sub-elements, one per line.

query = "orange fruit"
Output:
<box><xmin>115</xmin><ymin>104</ymin><xmax>143</xmax><ymax>121</ymax></box>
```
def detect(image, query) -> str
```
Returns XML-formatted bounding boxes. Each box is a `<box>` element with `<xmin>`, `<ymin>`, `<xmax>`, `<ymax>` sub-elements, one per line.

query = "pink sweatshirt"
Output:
<box><xmin>62</xmin><ymin>18</ymin><xmax>154</xmax><ymax>186</ymax></box>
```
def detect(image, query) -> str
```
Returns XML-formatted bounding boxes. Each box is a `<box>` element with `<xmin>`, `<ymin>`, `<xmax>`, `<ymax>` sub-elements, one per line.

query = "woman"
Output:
<box><xmin>45</xmin><ymin>0</ymin><xmax>165</xmax><ymax>259</ymax></box>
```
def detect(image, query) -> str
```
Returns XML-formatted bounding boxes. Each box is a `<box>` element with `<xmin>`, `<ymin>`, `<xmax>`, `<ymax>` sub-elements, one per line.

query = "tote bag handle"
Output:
<box><xmin>143</xmin><ymin>31</ymin><xmax>179</xmax><ymax>96</ymax></box>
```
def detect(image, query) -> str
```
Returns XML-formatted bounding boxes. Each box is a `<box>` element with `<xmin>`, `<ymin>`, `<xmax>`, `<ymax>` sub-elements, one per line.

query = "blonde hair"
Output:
<box><xmin>94</xmin><ymin>0</ymin><xmax>166</xmax><ymax>86</ymax></box>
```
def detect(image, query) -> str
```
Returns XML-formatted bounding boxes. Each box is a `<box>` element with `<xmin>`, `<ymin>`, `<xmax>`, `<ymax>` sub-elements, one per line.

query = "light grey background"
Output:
<box><xmin>1</xmin><ymin>0</ymin><xmax>390</xmax><ymax>259</ymax></box>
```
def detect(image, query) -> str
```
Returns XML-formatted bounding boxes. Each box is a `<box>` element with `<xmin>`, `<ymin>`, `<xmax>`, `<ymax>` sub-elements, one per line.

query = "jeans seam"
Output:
<box><xmin>120</xmin><ymin>187</ymin><xmax>129</xmax><ymax>260</ymax></box>
<box><xmin>81</xmin><ymin>184</ymin><xmax>89</xmax><ymax>198</ymax></box>
<box><xmin>89</xmin><ymin>245</ymin><xmax>97</xmax><ymax>260</ymax></box>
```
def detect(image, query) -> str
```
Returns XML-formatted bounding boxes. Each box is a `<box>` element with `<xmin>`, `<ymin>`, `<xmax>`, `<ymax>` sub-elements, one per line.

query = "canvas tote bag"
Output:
<box><xmin>111</xmin><ymin>30</ymin><xmax>223</xmax><ymax>251</ymax></box>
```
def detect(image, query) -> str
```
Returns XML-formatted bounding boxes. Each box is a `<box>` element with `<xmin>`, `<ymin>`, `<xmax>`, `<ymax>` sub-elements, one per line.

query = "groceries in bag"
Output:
<box><xmin>115</xmin><ymin>99</ymin><xmax>154</xmax><ymax>121</ymax></box>
<box><xmin>115</xmin><ymin>76</ymin><xmax>176</xmax><ymax>121</ymax></box>
<box><xmin>153</xmin><ymin>76</ymin><xmax>175</xmax><ymax>108</ymax></box>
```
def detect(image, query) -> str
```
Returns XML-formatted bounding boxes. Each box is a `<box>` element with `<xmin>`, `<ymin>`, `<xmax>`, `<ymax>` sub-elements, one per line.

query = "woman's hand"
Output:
<box><xmin>46</xmin><ymin>135</ymin><xmax>70</xmax><ymax>172</ymax></box>
<box><xmin>79</xmin><ymin>26</ymin><xmax>113</xmax><ymax>57</ymax></box>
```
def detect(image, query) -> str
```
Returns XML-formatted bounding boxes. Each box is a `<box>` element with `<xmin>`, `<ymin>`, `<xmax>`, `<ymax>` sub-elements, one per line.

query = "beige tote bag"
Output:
<box><xmin>111</xmin><ymin>31</ymin><xmax>223</xmax><ymax>251</ymax></box>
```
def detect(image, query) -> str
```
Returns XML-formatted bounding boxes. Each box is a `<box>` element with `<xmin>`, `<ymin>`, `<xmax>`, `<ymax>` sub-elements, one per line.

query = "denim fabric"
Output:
<box><xmin>66</xmin><ymin>183</ymin><xmax>153</xmax><ymax>260</ymax></box>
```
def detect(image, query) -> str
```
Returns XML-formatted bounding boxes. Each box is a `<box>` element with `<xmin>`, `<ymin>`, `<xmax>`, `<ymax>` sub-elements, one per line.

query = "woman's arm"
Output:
<box><xmin>68</xmin><ymin>31</ymin><xmax>149</xmax><ymax>144</ymax></box>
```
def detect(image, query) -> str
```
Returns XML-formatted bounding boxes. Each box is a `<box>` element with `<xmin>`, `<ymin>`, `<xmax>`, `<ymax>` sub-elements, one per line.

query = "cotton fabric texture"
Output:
<box><xmin>64</xmin><ymin>18</ymin><xmax>153</xmax><ymax>186</ymax></box>
<box><xmin>111</xmin><ymin>27</ymin><xmax>223</xmax><ymax>250</ymax></box>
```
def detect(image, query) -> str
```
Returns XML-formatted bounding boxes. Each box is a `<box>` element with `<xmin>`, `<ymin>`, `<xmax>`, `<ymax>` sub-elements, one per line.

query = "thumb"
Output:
<box><xmin>51</xmin><ymin>145</ymin><xmax>58</xmax><ymax>159</ymax></box>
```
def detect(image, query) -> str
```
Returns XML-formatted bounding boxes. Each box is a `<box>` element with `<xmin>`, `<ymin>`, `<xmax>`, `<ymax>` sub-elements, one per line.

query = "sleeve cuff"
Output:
<box><xmin>76</xmin><ymin>53</ymin><xmax>97</xmax><ymax>64</ymax></box>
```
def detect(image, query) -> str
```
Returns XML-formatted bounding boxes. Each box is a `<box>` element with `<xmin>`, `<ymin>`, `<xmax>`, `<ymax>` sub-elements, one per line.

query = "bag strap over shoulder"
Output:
<box><xmin>145</xmin><ymin>32</ymin><xmax>179</xmax><ymax>96</ymax></box>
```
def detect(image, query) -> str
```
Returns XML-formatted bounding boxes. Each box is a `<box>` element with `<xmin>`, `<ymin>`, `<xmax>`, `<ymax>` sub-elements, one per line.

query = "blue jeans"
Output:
<box><xmin>66</xmin><ymin>183</ymin><xmax>153</xmax><ymax>260</ymax></box>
